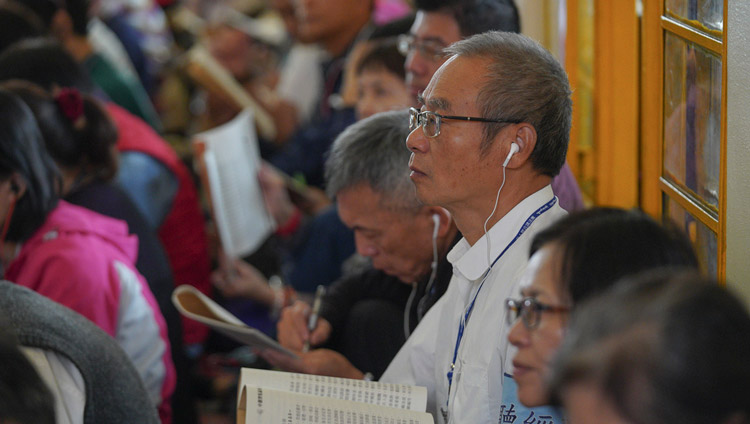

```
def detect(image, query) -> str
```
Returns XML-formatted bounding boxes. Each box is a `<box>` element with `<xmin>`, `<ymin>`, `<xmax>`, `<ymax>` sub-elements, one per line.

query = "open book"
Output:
<box><xmin>172</xmin><ymin>285</ymin><xmax>297</xmax><ymax>358</ymax></box>
<box><xmin>237</xmin><ymin>368</ymin><xmax>434</xmax><ymax>424</ymax></box>
<box><xmin>193</xmin><ymin>108</ymin><xmax>275</xmax><ymax>258</ymax></box>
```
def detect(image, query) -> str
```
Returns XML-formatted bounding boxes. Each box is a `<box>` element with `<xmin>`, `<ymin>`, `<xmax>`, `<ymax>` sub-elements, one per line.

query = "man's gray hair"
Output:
<box><xmin>445</xmin><ymin>31</ymin><xmax>572</xmax><ymax>177</ymax></box>
<box><xmin>325</xmin><ymin>109</ymin><xmax>419</xmax><ymax>211</ymax></box>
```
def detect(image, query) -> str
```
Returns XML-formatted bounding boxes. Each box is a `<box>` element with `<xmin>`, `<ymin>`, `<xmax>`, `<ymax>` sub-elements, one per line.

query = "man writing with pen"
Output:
<box><xmin>302</xmin><ymin>285</ymin><xmax>326</xmax><ymax>353</ymax></box>
<box><xmin>252</xmin><ymin>110</ymin><xmax>460</xmax><ymax>380</ymax></box>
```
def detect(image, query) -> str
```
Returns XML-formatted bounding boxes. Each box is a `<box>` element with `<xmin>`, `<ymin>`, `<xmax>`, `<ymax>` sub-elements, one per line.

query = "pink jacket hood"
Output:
<box><xmin>16</xmin><ymin>200</ymin><xmax>139</xmax><ymax>264</ymax></box>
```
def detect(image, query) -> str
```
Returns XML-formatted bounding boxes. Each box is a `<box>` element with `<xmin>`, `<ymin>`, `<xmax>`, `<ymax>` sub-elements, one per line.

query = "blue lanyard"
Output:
<box><xmin>445</xmin><ymin>197</ymin><xmax>557</xmax><ymax>398</ymax></box>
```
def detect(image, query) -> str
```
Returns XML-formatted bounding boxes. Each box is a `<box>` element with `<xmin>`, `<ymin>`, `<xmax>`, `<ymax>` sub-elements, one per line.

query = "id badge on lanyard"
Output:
<box><xmin>440</xmin><ymin>197</ymin><xmax>557</xmax><ymax>424</ymax></box>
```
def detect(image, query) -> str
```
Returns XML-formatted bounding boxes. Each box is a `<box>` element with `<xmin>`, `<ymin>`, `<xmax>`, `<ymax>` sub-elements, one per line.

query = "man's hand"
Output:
<box><xmin>212</xmin><ymin>252</ymin><xmax>277</xmax><ymax>306</ymax></box>
<box><xmin>277</xmin><ymin>300</ymin><xmax>332</xmax><ymax>351</ymax></box>
<box><xmin>258</xmin><ymin>348</ymin><xmax>365</xmax><ymax>380</ymax></box>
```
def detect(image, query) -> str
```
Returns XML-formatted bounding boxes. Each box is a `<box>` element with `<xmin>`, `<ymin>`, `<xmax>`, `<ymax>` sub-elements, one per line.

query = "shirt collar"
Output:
<box><xmin>448</xmin><ymin>185</ymin><xmax>556</xmax><ymax>281</ymax></box>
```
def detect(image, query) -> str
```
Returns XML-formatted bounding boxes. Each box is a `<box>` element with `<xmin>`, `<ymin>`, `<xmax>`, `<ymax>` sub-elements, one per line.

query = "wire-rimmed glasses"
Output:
<box><xmin>397</xmin><ymin>34</ymin><xmax>446</xmax><ymax>61</ymax></box>
<box><xmin>409</xmin><ymin>107</ymin><xmax>520</xmax><ymax>138</ymax></box>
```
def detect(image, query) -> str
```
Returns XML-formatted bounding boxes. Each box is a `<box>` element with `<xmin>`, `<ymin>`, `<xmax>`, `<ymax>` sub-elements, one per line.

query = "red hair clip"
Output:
<box><xmin>54</xmin><ymin>87</ymin><xmax>84</xmax><ymax>124</ymax></box>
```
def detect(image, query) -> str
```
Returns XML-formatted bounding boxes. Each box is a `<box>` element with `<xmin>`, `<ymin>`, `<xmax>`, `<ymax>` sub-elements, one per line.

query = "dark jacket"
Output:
<box><xmin>319</xmin><ymin>235</ymin><xmax>460</xmax><ymax>378</ymax></box>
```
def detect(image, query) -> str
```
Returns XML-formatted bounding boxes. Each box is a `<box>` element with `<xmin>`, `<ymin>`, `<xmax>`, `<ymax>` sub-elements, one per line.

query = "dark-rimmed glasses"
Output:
<box><xmin>409</xmin><ymin>107</ymin><xmax>520</xmax><ymax>138</ymax></box>
<box><xmin>505</xmin><ymin>297</ymin><xmax>570</xmax><ymax>330</ymax></box>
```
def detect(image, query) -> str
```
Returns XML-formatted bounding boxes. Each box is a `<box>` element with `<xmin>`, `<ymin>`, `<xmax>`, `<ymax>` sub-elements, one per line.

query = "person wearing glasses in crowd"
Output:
<box><xmin>398</xmin><ymin>0</ymin><xmax>584</xmax><ymax>212</ymax></box>
<box><xmin>380</xmin><ymin>31</ymin><xmax>570</xmax><ymax>423</ymax></box>
<box><xmin>504</xmin><ymin>208</ymin><xmax>699</xmax><ymax>422</ymax></box>
<box><xmin>547</xmin><ymin>272</ymin><xmax>750</xmax><ymax>424</ymax></box>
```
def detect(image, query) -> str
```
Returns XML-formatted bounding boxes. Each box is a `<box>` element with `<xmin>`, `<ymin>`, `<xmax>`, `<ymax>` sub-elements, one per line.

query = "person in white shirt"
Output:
<box><xmin>380</xmin><ymin>31</ymin><xmax>573</xmax><ymax>424</ymax></box>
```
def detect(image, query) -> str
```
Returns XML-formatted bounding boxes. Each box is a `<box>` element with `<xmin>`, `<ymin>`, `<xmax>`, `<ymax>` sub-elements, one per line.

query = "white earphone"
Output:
<box><xmin>484</xmin><ymin>140</ymin><xmax>520</xmax><ymax>268</ymax></box>
<box><xmin>503</xmin><ymin>142</ymin><xmax>520</xmax><ymax>168</ymax></box>
<box><xmin>431</xmin><ymin>213</ymin><xmax>440</xmax><ymax>240</ymax></box>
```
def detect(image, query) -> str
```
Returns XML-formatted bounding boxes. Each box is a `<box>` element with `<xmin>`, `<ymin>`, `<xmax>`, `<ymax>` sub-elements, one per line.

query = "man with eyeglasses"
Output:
<box><xmin>398</xmin><ymin>0</ymin><xmax>584</xmax><ymax>213</ymax></box>
<box><xmin>398</xmin><ymin>0</ymin><xmax>519</xmax><ymax>99</ymax></box>
<box><xmin>379</xmin><ymin>31</ymin><xmax>571</xmax><ymax>424</ymax></box>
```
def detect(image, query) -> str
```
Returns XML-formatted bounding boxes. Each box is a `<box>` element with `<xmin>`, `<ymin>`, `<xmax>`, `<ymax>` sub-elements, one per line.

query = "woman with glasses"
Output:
<box><xmin>505</xmin><ymin>207</ymin><xmax>699</xmax><ymax>409</ymax></box>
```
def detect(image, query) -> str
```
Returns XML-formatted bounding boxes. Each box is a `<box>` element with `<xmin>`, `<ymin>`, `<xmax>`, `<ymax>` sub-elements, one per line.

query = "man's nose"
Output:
<box><xmin>406</xmin><ymin>126</ymin><xmax>429</xmax><ymax>153</ymax></box>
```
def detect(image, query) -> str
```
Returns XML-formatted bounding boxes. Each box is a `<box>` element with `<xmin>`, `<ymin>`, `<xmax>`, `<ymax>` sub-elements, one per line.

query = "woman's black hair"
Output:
<box><xmin>530</xmin><ymin>207</ymin><xmax>699</xmax><ymax>304</ymax></box>
<box><xmin>0</xmin><ymin>2</ymin><xmax>44</xmax><ymax>54</ymax></box>
<box><xmin>0</xmin><ymin>37</ymin><xmax>98</xmax><ymax>94</ymax></box>
<box><xmin>0</xmin><ymin>89</ymin><xmax>59</xmax><ymax>242</ymax></box>
<box><xmin>356</xmin><ymin>37</ymin><xmax>406</xmax><ymax>80</ymax></box>
<box><xmin>549</xmin><ymin>271</ymin><xmax>750</xmax><ymax>424</ymax></box>
<box><xmin>2</xmin><ymin>80</ymin><xmax>119</xmax><ymax>182</ymax></box>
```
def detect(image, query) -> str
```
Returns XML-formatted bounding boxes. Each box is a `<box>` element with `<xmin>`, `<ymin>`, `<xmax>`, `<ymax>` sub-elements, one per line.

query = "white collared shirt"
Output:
<box><xmin>380</xmin><ymin>185</ymin><xmax>566</xmax><ymax>424</ymax></box>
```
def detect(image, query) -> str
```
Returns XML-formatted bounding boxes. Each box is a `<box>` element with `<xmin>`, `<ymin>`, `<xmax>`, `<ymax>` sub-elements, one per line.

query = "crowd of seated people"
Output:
<box><xmin>0</xmin><ymin>1</ymin><xmax>747</xmax><ymax>424</ymax></box>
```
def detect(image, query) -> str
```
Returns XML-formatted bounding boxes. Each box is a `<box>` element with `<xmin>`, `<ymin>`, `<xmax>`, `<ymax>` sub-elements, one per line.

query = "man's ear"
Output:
<box><xmin>425</xmin><ymin>207</ymin><xmax>452</xmax><ymax>237</ymax></box>
<box><xmin>504</xmin><ymin>123</ymin><xmax>537</xmax><ymax>169</ymax></box>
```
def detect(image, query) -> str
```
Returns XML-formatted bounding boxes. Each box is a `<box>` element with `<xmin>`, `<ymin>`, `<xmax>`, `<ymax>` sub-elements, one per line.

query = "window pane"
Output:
<box><xmin>665</xmin><ymin>0</ymin><xmax>723</xmax><ymax>34</ymax></box>
<box><xmin>665</xmin><ymin>196</ymin><xmax>717</xmax><ymax>276</ymax></box>
<box><xmin>663</xmin><ymin>32</ymin><xmax>721</xmax><ymax>209</ymax></box>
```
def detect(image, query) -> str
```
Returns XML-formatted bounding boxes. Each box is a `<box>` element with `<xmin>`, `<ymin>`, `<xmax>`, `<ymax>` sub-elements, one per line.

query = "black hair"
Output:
<box><xmin>550</xmin><ymin>272</ymin><xmax>750</xmax><ymax>424</ymax></box>
<box><xmin>16</xmin><ymin>0</ymin><xmax>90</xmax><ymax>35</ymax></box>
<box><xmin>0</xmin><ymin>88</ymin><xmax>60</xmax><ymax>242</ymax></box>
<box><xmin>413</xmin><ymin>0</ymin><xmax>520</xmax><ymax>35</ymax></box>
<box><xmin>0</xmin><ymin>2</ymin><xmax>44</xmax><ymax>54</ymax></box>
<box><xmin>355</xmin><ymin>38</ymin><xmax>406</xmax><ymax>80</ymax></box>
<box><xmin>368</xmin><ymin>13</ymin><xmax>415</xmax><ymax>40</ymax></box>
<box><xmin>0</xmin><ymin>37</ymin><xmax>97</xmax><ymax>93</ymax></box>
<box><xmin>0</xmin><ymin>315</ymin><xmax>56</xmax><ymax>424</ymax></box>
<box><xmin>2</xmin><ymin>80</ymin><xmax>119</xmax><ymax>182</ymax></box>
<box><xmin>530</xmin><ymin>207</ymin><xmax>699</xmax><ymax>305</ymax></box>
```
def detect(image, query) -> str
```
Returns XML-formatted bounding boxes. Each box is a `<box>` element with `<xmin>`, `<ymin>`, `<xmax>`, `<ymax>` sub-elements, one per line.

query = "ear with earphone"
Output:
<box><xmin>502</xmin><ymin>141</ymin><xmax>520</xmax><ymax>168</ymax></box>
<box><xmin>483</xmin><ymin>140</ymin><xmax>520</xmax><ymax>269</ymax></box>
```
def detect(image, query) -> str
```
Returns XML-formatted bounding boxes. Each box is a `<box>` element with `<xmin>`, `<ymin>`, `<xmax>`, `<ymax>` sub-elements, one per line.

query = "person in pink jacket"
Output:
<box><xmin>0</xmin><ymin>88</ymin><xmax>175</xmax><ymax>423</ymax></box>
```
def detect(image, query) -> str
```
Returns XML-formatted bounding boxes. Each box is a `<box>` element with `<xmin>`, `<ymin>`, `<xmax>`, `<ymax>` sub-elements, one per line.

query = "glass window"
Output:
<box><xmin>663</xmin><ymin>32</ymin><xmax>721</xmax><ymax>209</ymax></box>
<box><xmin>665</xmin><ymin>0</ymin><xmax>723</xmax><ymax>34</ymax></box>
<box><xmin>665</xmin><ymin>196</ymin><xmax>718</xmax><ymax>276</ymax></box>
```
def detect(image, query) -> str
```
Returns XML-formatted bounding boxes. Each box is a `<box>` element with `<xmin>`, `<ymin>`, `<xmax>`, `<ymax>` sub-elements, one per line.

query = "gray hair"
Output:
<box><xmin>445</xmin><ymin>31</ymin><xmax>572</xmax><ymax>177</ymax></box>
<box><xmin>325</xmin><ymin>109</ymin><xmax>419</xmax><ymax>211</ymax></box>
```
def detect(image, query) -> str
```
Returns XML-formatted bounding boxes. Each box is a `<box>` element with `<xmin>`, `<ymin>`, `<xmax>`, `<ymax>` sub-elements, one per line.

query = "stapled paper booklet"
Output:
<box><xmin>193</xmin><ymin>109</ymin><xmax>275</xmax><ymax>259</ymax></box>
<box><xmin>172</xmin><ymin>285</ymin><xmax>298</xmax><ymax>358</ymax></box>
<box><xmin>236</xmin><ymin>368</ymin><xmax>434</xmax><ymax>424</ymax></box>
